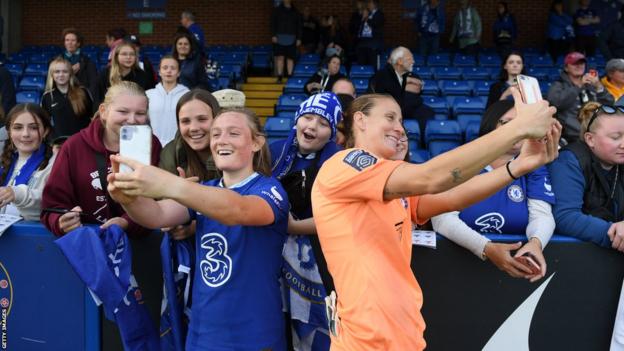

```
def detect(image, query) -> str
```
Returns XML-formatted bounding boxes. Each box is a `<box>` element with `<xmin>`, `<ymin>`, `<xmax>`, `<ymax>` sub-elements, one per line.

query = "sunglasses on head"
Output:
<box><xmin>586</xmin><ymin>105</ymin><xmax>624</xmax><ymax>132</ymax></box>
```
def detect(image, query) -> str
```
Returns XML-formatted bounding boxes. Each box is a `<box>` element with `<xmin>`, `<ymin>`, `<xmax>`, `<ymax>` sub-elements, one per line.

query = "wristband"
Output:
<box><xmin>506</xmin><ymin>160</ymin><xmax>519</xmax><ymax>180</ymax></box>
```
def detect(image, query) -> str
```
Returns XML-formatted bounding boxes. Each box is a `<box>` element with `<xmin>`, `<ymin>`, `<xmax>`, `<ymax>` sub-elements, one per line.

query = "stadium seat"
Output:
<box><xmin>99</xmin><ymin>51</ymin><xmax>110</xmax><ymax>63</ymax></box>
<box><xmin>540</xmin><ymin>81</ymin><xmax>553</xmax><ymax>96</ymax></box>
<box><xmin>412</xmin><ymin>66</ymin><xmax>433</xmax><ymax>80</ymax></box>
<box><xmin>439</xmin><ymin>80</ymin><xmax>472</xmax><ymax>96</ymax></box>
<box><xmin>422</xmin><ymin>96</ymin><xmax>449</xmax><ymax>115</ymax></box>
<box><xmin>8</xmin><ymin>53</ymin><xmax>28</xmax><ymax>64</ymax></box>
<box><xmin>251</xmin><ymin>44</ymin><xmax>272</xmax><ymax>53</ymax></box>
<box><xmin>432</xmin><ymin>67</ymin><xmax>463</xmax><ymax>80</ymax></box>
<box><xmin>426</xmin><ymin>53</ymin><xmax>451</xmax><ymax>67</ymax></box>
<box><xmin>4</xmin><ymin>63</ymin><xmax>24</xmax><ymax>76</ymax></box>
<box><xmin>453</xmin><ymin>55</ymin><xmax>477</xmax><ymax>67</ymax></box>
<box><xmin>421</xmin><ymin>79</ymin><xmax>440</xmax><ymax>96</ymax></box>
<box><xmin>25</xmin><ymin>63</ymin><xmax>48</xmax><ymax>75</ymax></box>
<box><xmin>456</xmin><ymin>114</ymin><xmax>482</xmax><ymax>133</ymax></box>
<box><xmin>250</xmin><ymin>52</ymin><xmax>271</xmax><ymax>70</ymax></box>
<box><xmin>219</xmin><ymin>64</ymin><xmax>243</xmax><ymax>81</ymax></box>
<box><xmin>428</xmin><ymin>140</ymin><xmax>460</xmax><ymax>157</ymax></box>
<box><xmin>548</xmin><ymin>68</ymin><xmax>562</xmax><ymax>81</ymax></box>
<box><xmin>409</xmin><ymin>53</ymin><xmax>425</xmax><ymax>66</ymax></box>
<box><xmin>10</xmin><ymin>74</ymin><xmax>20</xmax><ymax>88</ymax></box>
<box><xmin>478</xmin><ymin>54</ymin><xmax>501</xmax><ymax>68</ymax></box>
<box><xmin>298</xmin><ymin>53</ymin><xmax>320</xmax><ymax>65</ymax></box>
<box><xmin>452</xmin><ymin>97</ymin><xmax>486</xmax><ymax>116</ymax></box>
<box><xmin>465</xmin><ymin>120</ymin><xmax>481</xmax><ymax>142</ymax></box>
<box><xmin>528</xmin><ymin>55</ymin><xmax>554</xmax><ymax>68</ymax></box>
<box><xmin>350</xmin><ymin>65</ymin><xmax>375</xmax><ymax>78</ymax></box>
<box><xmin>409</xmin><ymin>149</ymin><xmax>430</xmax><ymax>164</ymax></box>
<box><xmin>462</xmin><ymin>67</ymin><xmax>492</xmax><ymax>80</ymax></box>
<box><xmin>18</xmin><ymin>75</ymin><xmax>45</xmax><ymax>91</ymax></box>
<box><xmin>217</xmin><ymin>77</ymin><xmax>231</xmax><ymax>90</ymax></box>
<box><xmin>220</xmin><ymin>52</ymin><xmax>248</xmax><ymax>66</ymax></box>
<box><xmin>28</xmin><ymin>53</ymin><xmax>52</xmax><ymax>64</ymax></box>
<box><xmin>433</xmin><ymin>114</ymin><xmax>448</xmax><ymax>120</ymax></box>
<box><xmin>264</xmin><ymin>117</ymin><xmax>293</xmax><ymax>138</ymax></box>
<box><xmin>526</xmin><ymin>67</ymin><xmax>549</xmax><ymax>81</ymax></box>
<box><xmin>353</xmin><ymin>78</ymin><xmax>369</xmax><ymax>95</ymax></box>
<box><xmin>472</xmin><ymin>80</ymin><xmax>493</xmax><ymax>96</ymax></box>
<box><xmin>293</xmin><ymin>64</ymin><xmax>317</xmax><ymax>77</ymax></box>
<box><xmin>284</xmin><ymin>77</ymin><xmax>307</xmax><ymax>94</ymax></box>
<box><xmin>16</xmin><ymin>90</ymin><xmax>40</xmax><ymax>104</ymax></box>
<box><xmin>276</xmin><ymin>111</ymin><xmax>294</xmax><ymax>118</ymax></box>
<box><xmin>403</xmin><ymin>119</ymin><xmax>421</xmax><ymax>143</ymax></box>
<box><xmin>425</xmin><ymin>120</ymin><xmax>462</xmax><ymax>144</ymax></box>
<box><xmin>276</xmin><ymin>94</ymin><xmax>307</xmax><ymax>113</ymax></box>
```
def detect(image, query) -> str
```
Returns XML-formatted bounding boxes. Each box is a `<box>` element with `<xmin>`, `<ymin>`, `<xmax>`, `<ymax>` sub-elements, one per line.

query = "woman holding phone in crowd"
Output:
<box><xmin>41</xmin><ymin>81</ymin><xmax>161</xmax><ymax>236</ymax></box>
<box><xmin>107</xmin><ymin>108</ymin><xmax>289</xmax><ymax>350</ymax></box>
<box><xmin>310</xmin><ymin>89</ymin><xmax>559</xmax><ymax>350</ymax></box>
<box><xmin>487</xmin><ymin>51</ymin><xmax>526</xmax><ymax>108</ymax></box>
<box><xmin>270</xmin><ymin>92</ymin><xmax>342</xmax><ymax>350</ymax></box>
<box><xmin>42</xmin><ymin>57</ymin><xmax>93</xmax><ymax>139</ymax></box>
<box><xmin>431</xmin><ymin>100</ymin><xmax>555</xmax><ymax>280</ymax></box>
<box><xmin>0</xmin><ymin>104</ymin><xmax>55</xmax><ymax>220</ymax></box>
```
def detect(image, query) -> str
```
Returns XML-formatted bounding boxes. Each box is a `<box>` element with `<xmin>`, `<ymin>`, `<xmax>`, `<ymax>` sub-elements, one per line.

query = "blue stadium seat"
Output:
<box><xmin>422</xmin><ymin>96</ymin><xmax>449</xmax><ymax>115</ymax></box>
<box><xmin>4</xmin><ymin>63</ymin><xmax>24</xmax><ymax>76</ymax></box>
<box><xmin>412</xmin><ymin>54</ymin><xmax>426</xmax><ymax>66</ymax></box>
<box><xmin>219</xmin><ymin>64</ymin><xmax>243</xmax><ymax>81</ymax></box>
<box><xmin>25</xmin><ymin>63</ymin><xmax>48</xmax><ymax>75</ymax></box>
<box><xmin>472</xmin><ymin>80</ymin><xmax>493</xmax><ymax>96</ymax></box>
<box><xmin>439</xmin><ymin>80</ymin><xmax>472</xmax><ymax>96</ymax></box>
<box><xmin>251</xmin><ymin>44</ymin><xmax>272</xmax><ymax>54</ymax></box>
<box><xmin>84</xmin><ymin>51</ymin><xmax>100</xmax><ymax>63</ymax></box>
<box><xmin>99</xmin><ymin>51</ymin><xmax>110</xmax><ymax>63</ymax></box>
<box><xmin>452</xmin><ymin>97</ymin><xmax>486</xmax><ymax>116</ymax></box>
<box><xmin>456</xmin><ymin>114</ymin><xmax>482</xmax><ymax>133</ymax></box>
<box><xmin>403</xmin><ymin>119</ymin><xmax>421</xmax><ymax>143</ymax></box>
<box><xmin>28</xmin><ymin>53</ymin><xmax>52</xmax><ymax>64</ymax></box>
<box><xmin>10</xmin><ymin>73</ymin><xmax>20</xmax><ymax>88</ymax></box>
<box><xmin>425</xmin><ymin>120</ymin><xmax>462</xmax><ymax>144</ymax></box>
<box><xmin>18</xmin><ymin>75</ymin><xmax>45</xmax><ymax>91</ymax></box>
<box><xmin>412</xmin><ymin>66</ymin><xmax>433</xmax><ymax>80</ymax></box>
<box><xmin>462</xmin><ymin>67</ymin><xmax>492</xmax><ymax>80</ymax></box>
<box><xmin>428</xmin><ymin>140</ymin><xmax>461</xmax><ymax>157</ymax></box>
<box><xmin>251</xmin><ymin>52</ymin><xmax>271</xmax><ymax>70</ymax></box>
<box><xmin>276</xmin><ymin>94</ymin><xmax>307</xmax><ymax>113</ymax></box>
<box><xmin>426</xmin><ymin>53</ymin><xmax>451</xmax><ymax>67</ymax></box>
<box><xmin>526</xmin><ymin>67</ymin><xmax>549</xmax><ymax>81</ymax></box>
<box><xmin>353</xmin><ymin>78</ymin><xmax>369</xmax><ymax>95</ymax></box>
<box><xmin>276</xmin><ymin>111</ymin><xmax>294</xmax><ymax>118</ymax></box>
<box><xmin>528</xmin><ymin>55</ymin><xmax>554</xmax><ymax>68</ymax></box>
<box><xmin>432</xmin><ymin>67</ymin><xmax>463</xmax><ymax>80</ymax></box>
<box><xmin>284</xmin><ymin>77</ymin><xmax>307</xmax><ymax>94</ymax></box>
<box><xmin>540</xmin><ymin>81</ymin><xmax>553</xmax><ymax>96</ymax></box>
<box><xmin>264</xmin><ymin>117</ymin><xmax>293</xmax><ymax>138</ymax></box>
<box><xmin>293</xmin><ymin>64</ymin><xmax>317</xmax><ymax>77</ymax></box>
<box><xmin>221</xmin><ymin>52</ymin><xmax>248</xmax><ymax>65</ymax></box>
<box><xmin>478</xmin><ymin>54</ymin><xmax>501</xmax><ymax>68</ymax></box>
<box><xmin>298</xmin><ymin>53</ymin><xmax>320</xmax><ymax>65</ymax></box>
<box><xmin>465</xmin><ymin>120</ymin><xmax>481</xmax><ymax>142</ymax></box>
<box><xmin>548</xmin><ymin>68</ymin><xmax>562</xmax><ymax>81</ymax></box>
<box><xmin>421</xmin><ymin>79</ymin><xmax>440</xmax><ymax>96</ymax></box>
<box><xmin>217</xmin><ymin>77</ymin><xmax>231</xmax><ymax>90</ymax></box>
<box><xmin>588</xmin><ymin>55</ymin><xmax>606</xmax><ymax>67</ymax></box>
<box><xmin>350</xmin><ymin>65</ymin><xmax>375</xmax><ymax>78</ymax></box>
<box><xmin>409</xmin><ymin>149</ymin><xmax>430</xmax><ymax>164</ymax></box>
<box><xmin>16</xmin><ymin>90</ymin><xmax>40</xmax><ymax>104</ymax></box>
<box><xmin>433</xmin><ymin>114</ymin><xmax>448</xmax><ymax>120</ymax></box>
<box><xmin>8</xmin><ymin>53</ymin><xmax>28</xmax><ymax>64</ymax></box>
<box><xmin>453</xmin><ymin>55</ymin><xmax>477</xmax><ymax>67</ymax></box>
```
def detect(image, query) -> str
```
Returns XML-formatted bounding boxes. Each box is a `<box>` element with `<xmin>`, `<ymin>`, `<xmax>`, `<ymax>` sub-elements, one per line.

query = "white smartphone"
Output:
<box><xmin>517</xmin><ymin>75</ymin><xmax>542</xmax><ymax>104</ymax></box>
<box><xmin>119</xmin><ymin>125</ymin><xmax>152</xmax><ymax>173</ymax></box>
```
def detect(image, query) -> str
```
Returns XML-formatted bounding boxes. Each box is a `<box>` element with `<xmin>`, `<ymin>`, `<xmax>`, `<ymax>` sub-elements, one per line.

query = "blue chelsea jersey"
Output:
<box><xmin>459</xmin><ymin>165</ymin><xmax>555</xmax><ymax>234</ymax></box>
<box><xmin>185</xmin><ymin>173</ymin><xmax>289</xmax><ymax>351</ymax></box>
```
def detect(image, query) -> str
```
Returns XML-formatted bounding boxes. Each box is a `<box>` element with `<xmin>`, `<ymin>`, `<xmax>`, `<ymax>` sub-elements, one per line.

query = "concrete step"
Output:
<box><xmin>247</xmin><ymin>76</ymin><xmax>279</xmax><ymax>84</ymax></box>
<box><xmin>244</xmin><ymin>91</ymin><xmax>282</xmax><ymax>99</ymax></box>
<box><xmin>246</xmin><ymin>99</ymin><xmax>276</xmax><ymax>108</ymax></box>
<box><xmin>242</xmin><ymin>83</ymin><xmax>284</xmax><ymax>92</ymax></box>
<box><xmin>249</xmin><ymin>106</ymin><xmax>275</xmax><ymax>117</ymax></box>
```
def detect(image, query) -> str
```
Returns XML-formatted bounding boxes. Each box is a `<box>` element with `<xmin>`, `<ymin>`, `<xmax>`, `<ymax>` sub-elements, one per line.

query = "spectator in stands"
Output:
<box><xmin>546</xmin><ymin>0</ymin><xmax>574</xmax><ymax>62</ymax></box>
<box><xmin>171</xmin><ymin>32</ymin><xmax>208</xmax><ymax>91</ymax></box>
<box><xmin>449</xmin><ymin>0</ymin><xmax>482</xmax><ymax>57</ymax></box>
<box><xmin>107</xmin><ymin>108</ymin><xmax>288</xmax><ymax>350</ymax></box>
<box><xmin>0</xmin><ymin>64</ymin><xmax>16</xmax><ymax>116</ymax></box>
<box><xmin>332</xmin><ymin>78</ymin><xmax>356</xmax><ymax>147</ymax></box>
<box><xmin>320</xmin><ymin>15</ymin><xmax>346</xmax><ymax>59</ymax></box>
<box><xmin>487</xmin><ymin>51</ymin><xmax>526</xmax><ymax>108</ymax></box>
<box><xmin>599</xmin><ymin>5</ymin><xmax>624</xmax><ymax>60</ymax></box>
<box><xmin>415</xmin><ymin>0</ymin><xmax>445</xmax><ymax>57</ymax></box>
<box><xmin>0</xmin><ymin>103</ymin><xmax>55</xmax><ymax>220</ymax></box>
<box><xmin>61</xmin><ymin>28</ymin><xmax>98</xmax><ymax>96</ymax></box>
<box><xmin>492</xmin><ymin>1</ymin><xmax>517</xmax><ymax>59</ymax></box>
<box><xmin>42</xmin><ymin>57</ymin><xmax>93</xmax><ymax>140</ymax></box>
<box><xmin>270</xmin><ymin>92</ymin><xmax>342</xmax><ymax>351</ymax></box>
<box><xmin>105</xmin><ymin>28</ymin><xmax>127</xmax><ymax>63</ymax></box>
<box><xmin>95</xmin><ymin>42</ymin><xmax>152</xmax><ymax>107</ymax></box>
<box><xmin>271</xmin><ymin>0</ymin><xmax>302</xmax><ymax>82</ymax></box>
<box><xmin>368</xmin><ymin>46</ymin><xmax>434</xmax><ymax>135</ymax></box>
<box><xmin>549</xmin><ymin>102</ymin><xmax>624</xmax><ymax>251</ymax></box>
<box><xmin>124</xmin><ymin>34</ymin><xmax>157</xmax><ymax>90</ymax></box>
<box><xmin>332</xmin><ymin>77</ymin><xmax>356</xmax><ymax>98</ymax></box>
<box><xmin>432</xmin><ymin>100</ymin><xmax>555</xmax><ymax>282</ymax></box>
<box><xmin>301</xmin><ymin>6</ymin><xmax>320</xmax><ymax>54</ymax></box>
<box><xmin>146</xmin><ymin>56</ymin><xmax>189</xmax><ymax>147</ymax></box>
<box><xmin>180</xmin><ymin>10</ymin><xmax>205</xmax><ymax>54</ymax></box>
<box><xmin>547</xmin><ymin>52</ymin><xmax>612</xmax><ymax>142</ymax></box>
<box><xmin>41</xmin><ymin>81</ymin><xmax>161</xmax><ymax>236</ymax></box>
<box><xmin>348</xmin><ymin>1</ymin><xmax>366</xmax><ymax>62</ymax></box>
<box><xmin>355</xmin><ymin>0</ymin><xmax>384</xmax><ymax>66</ymax></box>
<box><xmin>574</xmin><ymin>0</ymin><xmax>600</xmax><ymax>57</ymax></box>
<box><xmin>602</xmin><ymin>59</ymin><xmax>624</xmax><ymax>102</ymax></box>
<box><xmin>311</xmin><ymin>92</ymin><xmax>559</xmax><ymax>350</ymax></box>
<box><xmin>304</xmin><ymin>55</ymin><xmax>346</xmax><ymax>95</ymax></box>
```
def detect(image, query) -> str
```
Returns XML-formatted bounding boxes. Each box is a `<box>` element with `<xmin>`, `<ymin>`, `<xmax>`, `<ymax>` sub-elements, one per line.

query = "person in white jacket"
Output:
<box><xmin>0</xmin><ymin>103</ymin><xmax>56</xmax><ymax>221</ymax></box>
<box><xmin>146</xmin><ymin>55</ymin><xmax>189</xmax><ymax>146</ymax></box>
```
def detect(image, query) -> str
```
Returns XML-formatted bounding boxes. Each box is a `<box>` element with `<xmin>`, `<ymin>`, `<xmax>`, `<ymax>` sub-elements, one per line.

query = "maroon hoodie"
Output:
<box><xmin>41</xmin><ymin>117</ymin><xmax>162</xmax><ymax>236</ymax></box>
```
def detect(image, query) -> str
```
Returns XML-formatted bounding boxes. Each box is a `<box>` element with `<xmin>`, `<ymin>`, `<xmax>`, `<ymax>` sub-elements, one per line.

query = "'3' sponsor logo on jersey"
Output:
<box><xmin>200</xmin><ymin>233</ymin><xmax>232</xmax><ymax>287</ymax></box>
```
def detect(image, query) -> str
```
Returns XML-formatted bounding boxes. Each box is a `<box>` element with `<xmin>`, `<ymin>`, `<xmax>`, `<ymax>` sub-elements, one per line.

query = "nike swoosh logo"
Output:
<box><xmin>482</xmin><ymin>273</ymin><xmax>555</xmax><ymax>351</ymax></box>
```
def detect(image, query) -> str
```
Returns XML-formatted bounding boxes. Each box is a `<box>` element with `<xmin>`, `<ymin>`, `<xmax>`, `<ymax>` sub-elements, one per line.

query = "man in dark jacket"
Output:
<box><xmin>599</xmin><ymin>5</ymin><xmax>624</xmax><ymax>60</ymax></box>
<box><xmin>62</xmin><ymin>28</ymin><xmax>98</xmax><ymax>96</ymax></box>
<box><xmin>367</xmin><ymin>46</ymin><xmax>434</xmax><ymax>137</ymax></box>
<box><xmin>356</xmin><ymin>0</ymin><xmax>384</xmax><ymax>66</ymax></box>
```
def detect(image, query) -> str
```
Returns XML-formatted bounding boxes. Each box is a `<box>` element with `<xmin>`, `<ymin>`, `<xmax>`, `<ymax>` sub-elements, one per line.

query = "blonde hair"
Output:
<box><xmin>344</xmin><ymin>94</ymin><xmax>395</xmax><ymax>148</ymax></box>
<box><xmin>45</xmin><ymin>57</ymin><xmax>89</xmax><ymax>116</ymax></box>
<box><xmin>109</xmin><ymin>43</ymin><xmax>139</xmax><ymax>86</ymax></box>
<box><xmin>213</xmin><ymin>108</ymin><xmax>271</xmax><ymax>176</ymax></box>
<box><xmin>578</xmin><ymin>101</ymin><xmax>604</xmax><ymax>136</ymax></box>
<box><xmin>100</xmin><ymin>81</ymin><xmax>148</xmax><ymax>127</ymax></box>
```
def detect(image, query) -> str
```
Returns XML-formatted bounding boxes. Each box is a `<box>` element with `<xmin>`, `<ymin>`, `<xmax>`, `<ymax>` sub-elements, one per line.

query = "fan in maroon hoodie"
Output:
<box><xmin>41</xmin><ymin>81</ymin><xmax>162</xmax><ymax>236</ymax></box>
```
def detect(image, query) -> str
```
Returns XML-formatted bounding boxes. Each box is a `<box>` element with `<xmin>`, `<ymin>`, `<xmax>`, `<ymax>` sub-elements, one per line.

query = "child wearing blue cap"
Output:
<box><xmin>270</xmin><ymin>92</ymin><xmax>342</xmax><ymax>351</ymax></box>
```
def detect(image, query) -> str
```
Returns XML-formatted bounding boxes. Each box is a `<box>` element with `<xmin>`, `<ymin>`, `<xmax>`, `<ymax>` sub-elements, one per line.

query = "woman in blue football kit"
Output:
<box><xmin>431</xmin><ymin>100</ymin><xmax>556</xmax><ymax>282</ymax></box>
<box><xmin>107</xmin><ymin>108</ymin><xmax>289</xmax><ymax>350</ymax></box>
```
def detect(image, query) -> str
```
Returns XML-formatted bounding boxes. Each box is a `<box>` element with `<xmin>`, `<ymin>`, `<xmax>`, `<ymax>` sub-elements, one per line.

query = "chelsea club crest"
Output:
<box><xmin>507</xmin><ymin>185</ymin><xmax>524</xmax><ymax>203</ymax></box>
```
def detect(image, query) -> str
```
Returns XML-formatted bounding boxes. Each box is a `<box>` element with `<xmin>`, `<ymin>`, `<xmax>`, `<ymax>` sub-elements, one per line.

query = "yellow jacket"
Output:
<box><xmin>601</xmin><ymin>76</ymin><xmax>624</xmax><ymax>101</ymax></box>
